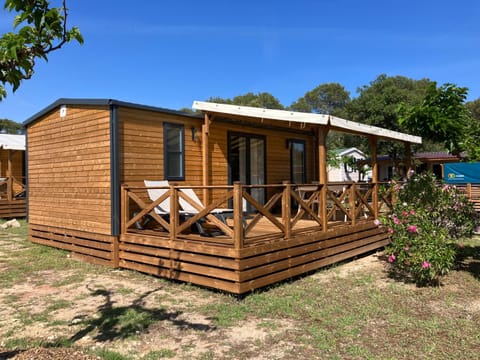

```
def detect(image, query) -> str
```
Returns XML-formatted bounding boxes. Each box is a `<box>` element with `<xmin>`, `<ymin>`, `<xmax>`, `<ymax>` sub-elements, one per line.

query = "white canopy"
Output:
<box><xmin>192</xmin><ymin>101</ymin><xmax>422</xmax><ymax>144</ymax></box>
<box><xmin>0</xmin><ymin>134</ymin><xmax>26</xmax><ymax>151</ymax></box>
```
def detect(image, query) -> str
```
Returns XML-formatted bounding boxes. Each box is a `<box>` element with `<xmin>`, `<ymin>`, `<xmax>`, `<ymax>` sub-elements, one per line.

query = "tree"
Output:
<box><xmin>346</xmin><ymin>74</ymin><xmax>433</xmax><ymax>157</ymax></box>
<box><xmin>0</xmin><ymin>118</ymin><xmax>23</xmax><ymax>133</ymax></box>
<box><xmin>289</xmin><ymin>82</ymin><xmax>350</xmax><ymax>116</ymax></box>
<box><xmin>466</xmin><ymin>98</ymin><xmax>480</xmax><ymax>121</ymax></box>
<box><xmin>0</xmin><ymin>0</ymin><xmax>83</xmax><ymax>100</ymax></box>
<box><xmin>207</xmin><ymin>92</ymin><xmax>284</xmax><ymax>109</ymax></box>
<box><xmin>398</xmin><ymin>83</ymin><xmax>470</xmax><ymax>155</ymax></box>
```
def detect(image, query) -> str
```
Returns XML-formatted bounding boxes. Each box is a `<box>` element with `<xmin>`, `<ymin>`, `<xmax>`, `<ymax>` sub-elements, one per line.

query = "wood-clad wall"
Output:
<box><xmin>119</xmin><ymin>108</ymin><xmax>314</xmax><ymax>189</ymax></box>
<box><xmin>118</xmin><ymin>107</ymin><xmax>203</xmax><ymax>185</ymax></box>
<box><xmin>0</xmin><ymin>149</ymin><xmax>24</xmax><ymax>180</ymax></box>
<box><xmin>27</xmin><ymin>106</ymin><xmax>112</xmax><ymax>234</ymax></box>
<box><xmin>209</xmin><ymin>121</ymin><xmax>314</xmax><ymax>186</ymax></box>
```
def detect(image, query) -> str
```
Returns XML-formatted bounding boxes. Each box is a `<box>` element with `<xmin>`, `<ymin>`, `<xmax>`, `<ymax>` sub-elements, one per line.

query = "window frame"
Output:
<box><xmin>163</xmin><ymin>122</ymin><xmax>185</xmax><ymax>181</ymax></box>
<box><xmin>289</xmin><ymin>139</ymin><xmax>306</xmax><ymax>184</ymax></box>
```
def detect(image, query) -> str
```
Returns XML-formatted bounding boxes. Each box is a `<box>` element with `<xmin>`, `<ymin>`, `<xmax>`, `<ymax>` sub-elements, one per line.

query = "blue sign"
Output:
<box><xmin>444</xmin><ymin>162</ymin><xmax>480</xmax><ymax>184</ymax></box>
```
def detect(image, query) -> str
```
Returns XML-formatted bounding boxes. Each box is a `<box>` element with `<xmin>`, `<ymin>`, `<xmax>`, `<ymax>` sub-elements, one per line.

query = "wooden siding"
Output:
<box><xmin>118</xmin><ymin>107</ymin><xmax>203</xmax><ymax>186</ymax></box>
<box><xmin>0</xmin><ymin>149</ymin><xmax>24</xmax><ymax>180</ymax></box>
<box><xmin>27</xmin><ymin>106</ymin><xmax>112</xmax><ymax>234</ymax></box>
<box><xmin>118</xmin><ymin>108</ymin><xmax>314</xmax><ymax>207</ymax></box>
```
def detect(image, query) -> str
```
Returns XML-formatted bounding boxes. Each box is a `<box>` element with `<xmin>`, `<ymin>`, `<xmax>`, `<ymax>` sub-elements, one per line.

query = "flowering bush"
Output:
<box><xmin>395</xmin><ymin>172</ymin><xmax>477</xmax><ymax>239</ymax></box>
<box><xmin>382</xmin><ymin>203</ymin><xmax>456</xmax><ymax>285</ymax></box>
<box><xmin>380</xmin><ymin>172</ymin><xmax>476</xmax><ymax>285</ymax></box>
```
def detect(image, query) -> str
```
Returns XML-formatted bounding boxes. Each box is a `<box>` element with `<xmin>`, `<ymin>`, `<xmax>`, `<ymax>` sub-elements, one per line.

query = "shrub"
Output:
<box><xmin>394</xmin><ymin>172</ymin><xmax>477</xmax><ymax>239</ymax></box>
<box><xmin>381</xmin><ymin>172</ymin><xmax>476</xmax><ymax>285</ymax></box>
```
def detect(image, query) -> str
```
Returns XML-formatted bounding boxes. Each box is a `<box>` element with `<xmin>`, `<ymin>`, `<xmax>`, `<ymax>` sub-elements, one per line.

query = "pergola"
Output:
<box><xmin>192</xmin><ymin>100</ymin><xmax>422</xmax><ymax>221</ymax></box>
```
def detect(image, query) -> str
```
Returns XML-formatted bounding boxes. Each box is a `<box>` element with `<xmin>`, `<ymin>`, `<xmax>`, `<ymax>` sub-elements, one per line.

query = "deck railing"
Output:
<box><xmin>0</xmin><ymin>176</ymin><xmax>26</xmax><ymax>201</ymax></box>
<box><xmin>121</xmin><ymin>181</ymin><xmax>398</xmax><ymax>248</ymax></box>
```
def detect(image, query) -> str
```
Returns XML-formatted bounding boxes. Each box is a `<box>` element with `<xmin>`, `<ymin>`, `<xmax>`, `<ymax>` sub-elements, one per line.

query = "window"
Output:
<box><xmin>290</xmin><ymin>139</ymin><xmax>306</xmax><ymax>183</ymax></box>
<box><xmin>163</xmin><ymin>123</ymin><xmax>185</xmax><ymax>180</ymax></box>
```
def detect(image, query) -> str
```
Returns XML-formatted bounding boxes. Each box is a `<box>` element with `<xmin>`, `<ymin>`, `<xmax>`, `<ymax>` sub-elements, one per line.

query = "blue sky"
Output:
<box><xmin>1</xmin><ymin>0</ymin><xmax>479</xmax><ymax>122</ymax></box>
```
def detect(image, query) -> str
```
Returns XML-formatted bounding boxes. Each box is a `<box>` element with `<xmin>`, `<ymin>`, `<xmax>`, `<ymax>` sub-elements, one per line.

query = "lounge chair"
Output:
<box><xmin>178</xmin><ymin>187</ymin><xmax>234</xmax><ymax>223</ymax></box>
<box><xmin>177</xmin><ymin>187</ymin><xmax>237</xmax><ymax>236</ymax></box>
<box><xmin>144</xmin><ymin>180</ymin><xmax>225</xmax><ymax>237</ymax></box>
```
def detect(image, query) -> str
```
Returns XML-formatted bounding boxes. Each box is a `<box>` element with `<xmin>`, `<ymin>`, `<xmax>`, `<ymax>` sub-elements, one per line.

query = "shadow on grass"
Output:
<box><xmin>455</xmin><ymin>244</ymin><xmax>480</xmax><ymax>280</ymax></box>
<box><xmin>69</xmin><ymin>284</ymin><xmax>216</xmax><ymax>343</ymax></box>
<box><xmin>0</xmin><ymin>285</ymin><xmax>217</xmax><ymax>359</ymax></box>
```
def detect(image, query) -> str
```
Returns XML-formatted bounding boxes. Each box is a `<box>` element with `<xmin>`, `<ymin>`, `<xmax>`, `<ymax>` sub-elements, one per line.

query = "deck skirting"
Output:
<box><xmin>29</xmin><ymin>221</ymin><xmax>389</xmax><ymax>294</ymax></box>
<box><xmin>119</xmin><ymin>221</ymin><xmax>389</xmax><ymax>294</ymax></box>
<box><xmin>29</xmin><ymin>224</ymin><xmax>117</xmax><ymax>268</ymax></box>
<box><xmin>0</xmin><ymin>199</ymin><xmax>26</xmax><ymax>218</ymax></box>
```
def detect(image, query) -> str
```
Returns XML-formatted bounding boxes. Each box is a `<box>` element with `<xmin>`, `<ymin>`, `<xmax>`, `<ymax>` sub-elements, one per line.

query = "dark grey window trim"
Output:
<box><xmin>163</xmin><ymin>122</ymin><xmax>185</xmax><ymax>181</ymax></box>
<box><xmin>289</xmin><ymin>139</ymin><xmax>306</xmax><ymax>184</ymax></box>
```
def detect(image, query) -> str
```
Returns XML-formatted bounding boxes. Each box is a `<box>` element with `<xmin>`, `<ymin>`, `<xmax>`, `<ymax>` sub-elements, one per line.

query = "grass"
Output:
<box><xmin>0</xmin><ymin>222</ymin><xmax>479</xmax><ymax>359</ymax></box>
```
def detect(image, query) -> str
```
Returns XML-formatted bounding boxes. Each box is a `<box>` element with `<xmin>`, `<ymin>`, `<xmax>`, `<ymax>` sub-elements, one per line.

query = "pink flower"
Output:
<box><xmin>388</xmin><ymin>228</ymin><xmax>394</xmax><ymax>234</ymax></box>
<box><xmin>402</xmin><ymin>211</ymin><xmax>409</xmax><ymax>217</ymax></box>
<box><xmin>422</xmin><ymin>261</ymin><xmax>431</xmax><ymax>268</ymax></box>
<box><xmin>407</xmin><ymin>225</ymin><xmax>418</xmax><ymax>233</ymax></box>
<box><xmin>404</xmin><ymin>245</ymin><xmax>410</xmax><ymax>251</ymax></box>
<box><xmin>410</xmin><ymin>209</ymin><xmax>416</xmax><ymax>215</ymax></box>
<box><xmin>393</xmin><ymin>217</ymin><xmax>401</xmax><ymax>225</ymax></box>
<box><xmin>388</xmin><ymin>254</ymin><xmax>396</xmax><ymax>263</ymax></box>
<box><xmin>373</xmin><ymin>219</ymin><xmax>380</xmax><ymax>226</ymax></box>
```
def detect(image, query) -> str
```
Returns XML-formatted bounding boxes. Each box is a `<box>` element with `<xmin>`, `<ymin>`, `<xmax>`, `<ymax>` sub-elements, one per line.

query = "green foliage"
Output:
<box><xmin>381</xmin><ymin>172</ymin><xmax>477</xmax><ymax>285</ymax></box>
<box><xmin>207</xmin><ymin>91</ymin><xmax>284</xmax><ymax>109</ymax></box>
<box><xmin>398</xmin><ymin>83</ymin><xmax>470</xmax><ymax>155</ymax></box>
<box><xmin>0</xmin><ymin>118</ymin><xmax>24</xmax><ymax>132</ymax></box>
<box><xmin>0</xmin><ymin>0</ymin><xmax>83</xmax><ymax>101</ymax></box>
<box><xmin>383</xmin><ymin>204</ymin><xmax>456</xmax><ymax>286</ymax></box>
<box><xmin>347</xmin><ymin>74</ymin><xmax>433</xmax><ymax>156</ymax></box>
<box><xmin>466</xmin><ymin>98</ymin><xmax>480</xmax><ymax>121</ymax></box>
<box><xmin>289</xmin><ymin>82</ymin><xmax>350</xmax><ymax>116</ymax></box>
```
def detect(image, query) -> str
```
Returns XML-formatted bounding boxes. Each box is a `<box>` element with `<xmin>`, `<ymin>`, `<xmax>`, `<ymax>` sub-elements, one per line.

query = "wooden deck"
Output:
<box><xmin>30</xmin><ymin>182</ymin><xmax>395</xmax><ymax>294</ymax></box>
<box><xmin>123</xmin><ymin>182</ymin><xmax>395</xmax><ymax>293</ymax></box>
<box><xmin>0</xmin><ymin>177</ymin><xmax>26</xmax><ymax>218</ymax></box>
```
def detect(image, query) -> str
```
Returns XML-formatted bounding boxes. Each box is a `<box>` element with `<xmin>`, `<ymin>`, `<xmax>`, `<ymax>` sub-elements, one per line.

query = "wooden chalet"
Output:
<box><xmin>23</xmin><ymin>99</ymin><xmax>421</xmax><ymax>294</ymax></box>
<box><xmin>0</xmin><ymin>134</ymin><xmax>26</xmax><ymax>218</ymax></box>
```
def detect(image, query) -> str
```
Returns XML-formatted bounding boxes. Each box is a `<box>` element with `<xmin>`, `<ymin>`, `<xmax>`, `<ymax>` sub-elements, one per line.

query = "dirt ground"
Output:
<box><xmin>0</xmin><ymin>242</ymin><xmax>385</xmax><ymax>359</ymax></box>
<box><xmin>0</xmin><ymin>230</ymin><xmax>479</xmax><ymax>359</ymax></box>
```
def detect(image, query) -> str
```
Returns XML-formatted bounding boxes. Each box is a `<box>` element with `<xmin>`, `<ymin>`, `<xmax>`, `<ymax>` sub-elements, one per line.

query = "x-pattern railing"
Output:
<box><xmin>121</xmin><ymin>181</ymin><xmax>386</xmax><ymax>248</ymax></box>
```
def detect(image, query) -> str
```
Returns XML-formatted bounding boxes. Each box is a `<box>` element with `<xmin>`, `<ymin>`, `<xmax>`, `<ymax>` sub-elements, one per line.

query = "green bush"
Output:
<box><xmin>380</xmin><ymin>172</ymin><xmax>476</xmax><ymax>285</ymax></box>
<box><xmin>395</xmin><ymin>172</ymin><xmax>477</xmax><ymax>239</ymax></box>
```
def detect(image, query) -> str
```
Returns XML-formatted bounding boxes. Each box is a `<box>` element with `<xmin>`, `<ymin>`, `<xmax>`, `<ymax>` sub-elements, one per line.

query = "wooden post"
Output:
<box><xmin>7</xmin><ymin>149</ymin><xmax>12</xmax><ymax>202</ymax></box>
<box><xmin>350</xmin><ymin>182</ymin><xmax>356</xmax><ymax>226</ymax></box>
<box><xmin>404</xmin><ymin>141</ymin><xmax>412</xmax><ymax>177</ymax></box>
<box><xmin>369</xmin><ymin>136</ymin><xmax>379</xmax><ymax>219</ymax></box>
<box><xmin>169</xmin><ymin>184</ymin><xmax>178</xmax><ymax>278</ymax></box>
<box><xmin>202</xmin><ymin>113</ymin><xmax>212</xmax><ymax>205</ymax></box>
<box><xmin>318</xmin><ymin>127</ymin><xmax>329</xmax><ymax>231</ymax></box>
<box><xmin>282</xmin><ymin>181</ymin><xmax>292</xmax><ymax>239</ymax></box>
<box><xmin>169</xmin><ymin>184</ymin><xmax>178</xmax><ymax>241</ymax></box>
<box><xmin>120</xmin><ymin>184</ymin><xmax>128</xmax><ymax>234</ymax></box>
<box><xmin>233</xmin><ymin>182</ymin><xmax>244</xmax><ymax>250</ymax></box>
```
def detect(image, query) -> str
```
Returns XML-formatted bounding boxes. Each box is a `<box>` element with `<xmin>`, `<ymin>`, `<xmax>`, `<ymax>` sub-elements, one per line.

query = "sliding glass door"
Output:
<box><xmin>228</xmin><ymin>133</ymin><xmax>266</xmax><ymax>211</ymax></box>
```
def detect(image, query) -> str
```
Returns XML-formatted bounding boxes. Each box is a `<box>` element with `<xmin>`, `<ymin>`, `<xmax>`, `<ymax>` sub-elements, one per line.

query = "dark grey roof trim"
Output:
<box><xmin>23</xmin><ymin>98</ymin><xmax>202</xmax><ymax>126</ymax></box>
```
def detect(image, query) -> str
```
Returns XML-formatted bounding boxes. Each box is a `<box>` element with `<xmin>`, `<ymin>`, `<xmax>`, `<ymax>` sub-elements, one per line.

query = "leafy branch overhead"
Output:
<box><xmin>0</xmin><ymin>0</ymin><xmax>83</xmax><ymax>100</ymax></box>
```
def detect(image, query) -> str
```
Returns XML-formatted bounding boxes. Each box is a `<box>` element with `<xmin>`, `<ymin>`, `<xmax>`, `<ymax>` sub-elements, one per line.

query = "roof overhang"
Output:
<box><xmin>0</xmin><ymin>134</ymin><xmax>25</xmax><ymax>151</ymax></box>
<box><xmin>193</xmin><ymin>101</ymin><xmax>422</xmax><ymax>144</ymax></box>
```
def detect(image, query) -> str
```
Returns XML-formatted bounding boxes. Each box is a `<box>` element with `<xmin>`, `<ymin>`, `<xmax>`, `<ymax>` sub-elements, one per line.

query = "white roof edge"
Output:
<box><xmin>192</xmin><ymin>100</ymin><xmax>422</xmax><ymax>144</ymax></box>
<box><xmin>329</xmin><ymin>116</ymin><xmax>422</xmax><ymax>144</ymax></box>
<box><xmin>0</xmin><ymin>134</ymin><xmax>26</xmax><ymax>151</ymax></box>
<box><xmin>192</xmin><ymin>100</ymin><xmax>329</xmax><ymax>125</ymax></box>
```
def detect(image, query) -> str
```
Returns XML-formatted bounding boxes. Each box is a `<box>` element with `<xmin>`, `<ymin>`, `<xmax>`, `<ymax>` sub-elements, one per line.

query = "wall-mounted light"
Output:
<box><xmin>191</xmin><ymin>127</ymin><xmax>198</xmax><ymax>142</ymax></box>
